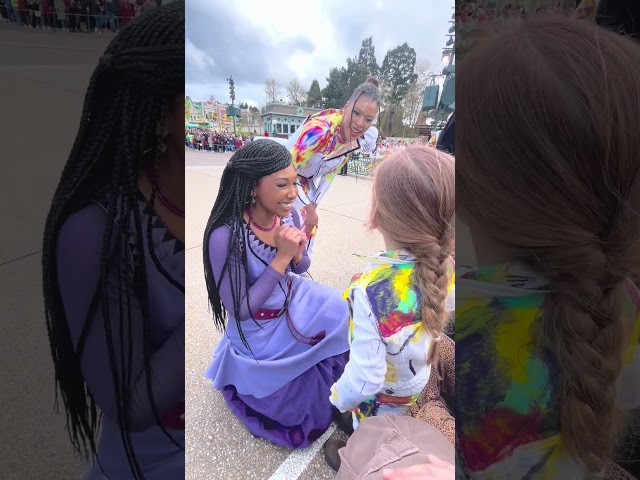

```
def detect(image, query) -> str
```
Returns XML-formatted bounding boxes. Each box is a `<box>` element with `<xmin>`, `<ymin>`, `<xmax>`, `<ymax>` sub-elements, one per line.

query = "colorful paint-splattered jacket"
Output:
<box><xmin>329</xmin><ymin>251</ymin><xmax>455</xmax><ymax>422</ymax></box>
<box><xmin>455</xmin><ymin>263</ymin><xmax>640</xmax><ymax>480</ymax></box>
<box><xmin>284</xmin><ymin>108</ymin><xmax>378</xmax><ymax>207</ymax></box>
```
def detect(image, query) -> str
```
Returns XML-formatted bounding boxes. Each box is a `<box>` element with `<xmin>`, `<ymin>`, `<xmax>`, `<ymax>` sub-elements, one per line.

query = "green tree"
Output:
<box><xmin>380</xmin><ymin>42</ymin><xmax>418</xmax><ymax>134</ymax></box>
<box><xmin>319</xmin><ymin>37</ymin><xmax>382</xmax><ymax>108</ymax></box>
<box><xmin>381</xmin><ymin>42</ymin><xmax>418</xmax><ymax>102</ymax></box>
<box><xmin>344</xmin><ymin>38</ymin><xmax>380</xmax><ymax>100</ymax></box>
<box><xmin>322</xmin><ymin>67</ymin><xmax>349</xmax><ymax>108</ymax></box>
<box><xmin>357</xmin><ymin>37</ymin><xmax>379</xmax><ymax>78</ymax></box>
<box><xmin>345</xmin><ymin>57</ymin><xmax>370</xmax><ymax>98</ymax></box>
<box><xmin>306</xmin><ymin>79</ymin><xmax>323</xmax><ymax>108</ymax></box>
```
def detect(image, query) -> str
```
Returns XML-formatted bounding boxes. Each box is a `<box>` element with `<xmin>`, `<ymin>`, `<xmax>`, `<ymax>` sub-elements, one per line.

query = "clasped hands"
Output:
<box><xmin>274</xmin><ymin>223</ymin><xmax>307</xmax><ymax>265</ymax></box>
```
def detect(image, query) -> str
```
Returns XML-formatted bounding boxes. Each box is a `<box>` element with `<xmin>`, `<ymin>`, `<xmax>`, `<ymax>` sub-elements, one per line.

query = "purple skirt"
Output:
<box><xmin>221</xmin><ymin>351</ymin><xmax>349</xmax><ymax>449</ymax></box>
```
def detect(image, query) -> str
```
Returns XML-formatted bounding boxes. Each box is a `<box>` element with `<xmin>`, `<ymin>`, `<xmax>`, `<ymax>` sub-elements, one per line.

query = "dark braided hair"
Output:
<box><xmin>203</xmin><ymin>140</ymin><xmax>292</xmax><ymax>349</ymax></box>
<box><xmin>41</xmin><ymin>2</ymin><xmax>184</xmax><ymax>479</ymax></box>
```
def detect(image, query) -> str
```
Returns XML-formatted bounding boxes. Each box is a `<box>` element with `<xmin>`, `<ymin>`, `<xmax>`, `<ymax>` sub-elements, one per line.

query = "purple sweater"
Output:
<box><xmin>56</xmin><ymin>204</ymin><xmax>184</xmax><ymax>432</ymax></box>
<box><xmin>208</xmin><ymin>224</ymin><xmax>310</xmax><ymax>321</ymax></box>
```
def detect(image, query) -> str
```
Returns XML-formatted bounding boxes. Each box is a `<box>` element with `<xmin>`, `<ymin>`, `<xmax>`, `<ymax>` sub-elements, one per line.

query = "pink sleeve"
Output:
<box><xmin>290</xmin><ymin>115</ymin><xmax>333</xmax><ymax>170</ymax></box>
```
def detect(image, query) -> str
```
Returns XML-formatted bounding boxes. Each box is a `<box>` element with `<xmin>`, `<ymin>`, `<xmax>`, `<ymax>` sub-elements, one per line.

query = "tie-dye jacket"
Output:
<box><xmin>329</xmin><ymin>250</ymin><xmax>455</xmax><ymax>423</ymax></box>
<box><xmin>284</xmin><ymin>108</ymin><xmax>378</xmax><ymax>206</ymax></box>
<box><xmin>455</xmin><ymin>263</ymin><xmax>640</xmax><ymax>480</ymax></box>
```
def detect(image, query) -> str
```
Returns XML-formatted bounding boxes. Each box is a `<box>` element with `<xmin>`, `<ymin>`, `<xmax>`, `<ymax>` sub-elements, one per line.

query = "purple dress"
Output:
<box><xmin>56</xmin><ymin>191</ymin><xmax>185</xmax><ymax>479</ymax></box>
<box><xmin>205</xmin><ymin>209</ymin><xmax>350</xmax><ymax>449</ymax></box>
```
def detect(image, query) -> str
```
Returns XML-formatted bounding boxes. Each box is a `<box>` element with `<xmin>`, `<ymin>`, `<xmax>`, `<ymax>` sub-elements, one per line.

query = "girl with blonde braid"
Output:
<box><xmin>456</xmin><ymin>16</ymin><xmax>640</xmax><ymax>480</ymax></box>
<box><xmin>324</xmin><ymin>145</ymin><xmax>455</xmax><ymax>470</ymax></box>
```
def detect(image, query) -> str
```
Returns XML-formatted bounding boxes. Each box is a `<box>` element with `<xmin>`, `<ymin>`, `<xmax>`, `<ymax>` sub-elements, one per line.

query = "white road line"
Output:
<box><xmin>267</xmin><ymin>425</ymin><xmax>336</xmax><ymax>480</ymax></box>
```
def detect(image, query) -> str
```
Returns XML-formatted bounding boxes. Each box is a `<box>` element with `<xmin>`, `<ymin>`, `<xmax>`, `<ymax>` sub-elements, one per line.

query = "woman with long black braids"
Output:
<box><xmin>42</xmin><ymin>2</ymin><xmax>185</xmax><ymax>478</ymax></box>
<box><xmin>203</xmin><ymin>140</ymin><xmax>350</xmax><ymax>449</ymax></box>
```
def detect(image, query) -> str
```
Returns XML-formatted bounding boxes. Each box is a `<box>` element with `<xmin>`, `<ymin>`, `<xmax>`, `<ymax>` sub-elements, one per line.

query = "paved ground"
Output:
<box><xmin>0</xmin><ymin>24</ymin><xmax>111</xmax><ymax>480</ymax></box>
<box><xmin>185</xmin><ymin>148</ymin><xmax>385</xmax><ymax>480</ymax></box>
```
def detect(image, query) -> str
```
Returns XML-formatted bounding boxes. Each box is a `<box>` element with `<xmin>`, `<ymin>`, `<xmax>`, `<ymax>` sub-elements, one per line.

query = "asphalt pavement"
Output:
<box><xmin>1</xmin><ymin>23</ymin><xmax>112</xmax><ymax>480</ymax></box>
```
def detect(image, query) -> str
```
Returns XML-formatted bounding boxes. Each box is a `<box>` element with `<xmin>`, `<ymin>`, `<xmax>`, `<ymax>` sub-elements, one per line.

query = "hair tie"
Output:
<box><xmin>99</xmin><ymin>53</ymin><xmax>114</xmax><ymax>69</ymax></box>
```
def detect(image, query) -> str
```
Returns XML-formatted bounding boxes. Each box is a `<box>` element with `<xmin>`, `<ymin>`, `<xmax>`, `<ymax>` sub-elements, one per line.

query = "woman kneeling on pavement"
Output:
<box><xmin>202</xmin><ymin>140</ymin><xmax>350</xmax><ymax>449</ymax></box>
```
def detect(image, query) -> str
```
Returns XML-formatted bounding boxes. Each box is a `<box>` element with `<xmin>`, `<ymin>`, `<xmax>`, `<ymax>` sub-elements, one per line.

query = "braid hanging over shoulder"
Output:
<box><xmin>41</xmin><ymin>2</ymin><xmax>185</xmax><ymax>479</ymax></box>
<box><xmin>203</xmin><ymin>140</ymin><xmax>293</xmax><ymax>350</ymax></box>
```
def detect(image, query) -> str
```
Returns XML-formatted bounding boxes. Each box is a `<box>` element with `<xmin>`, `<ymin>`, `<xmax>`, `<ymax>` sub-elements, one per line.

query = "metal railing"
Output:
<box><xmin>346</xmin><ymin>154</ymin><xmax>379</xmax><ymax>177</ymax></box>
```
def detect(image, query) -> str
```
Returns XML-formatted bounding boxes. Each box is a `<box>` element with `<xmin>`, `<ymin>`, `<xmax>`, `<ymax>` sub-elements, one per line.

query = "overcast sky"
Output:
<box><xmin>186</xmin><ymin>0</ymin><xmax>454</xmax><ymax>106</ymax></box>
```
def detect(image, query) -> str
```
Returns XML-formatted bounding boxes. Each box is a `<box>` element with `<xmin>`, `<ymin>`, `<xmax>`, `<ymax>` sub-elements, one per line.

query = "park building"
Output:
<box><xmin>260</xmin><ymin>103</ymin><xmax>323</xmax><ymax>139</ymax></box>
<box><xmin>185</xmin><ymin>96</ymin><xmax>262</xmax><ymax>134</ymax></box>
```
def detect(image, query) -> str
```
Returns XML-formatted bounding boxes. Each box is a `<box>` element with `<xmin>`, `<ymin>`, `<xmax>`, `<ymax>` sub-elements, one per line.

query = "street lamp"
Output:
<box><xmin>441</xmin><ymin>48</ymin><xmax>454</xmax><ymax>65</ymax></box>
<box><xmin>226</xmin><ymin>76</ymin><xmax>237</xmax><ymax>136</ymax></box>
<box><xmin>227</xmin><ymin>76</ymin><xmax>235</xmax><ymax>105</ymax></box>
<box><xmin>433</xmin><ymin>10</ymin><xmax>455</xmax><ymax>134</ymax></box>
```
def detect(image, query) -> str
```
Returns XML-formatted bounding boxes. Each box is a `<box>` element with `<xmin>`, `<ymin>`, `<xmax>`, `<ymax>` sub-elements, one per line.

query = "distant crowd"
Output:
<box><xmin>183</xmin><ymin>126</ymin><xmax>436</xmax><ymax>158</ymax></box>
<box><xmin>185</xmin><ymin>128</ymin><xmax>250</xmax><ymax>153</ymax></box>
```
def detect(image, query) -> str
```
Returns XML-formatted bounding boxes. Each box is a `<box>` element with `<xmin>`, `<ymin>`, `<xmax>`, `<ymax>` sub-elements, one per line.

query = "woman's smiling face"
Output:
<box><xmin>342</xmin><ymin>97</ymin><xmax>378</xmax><ymax>141</ymax></box>
<box><xmin>254</xmin><ymin>164</ymin><xmax>298</xmax><ymax>217</ymax></box>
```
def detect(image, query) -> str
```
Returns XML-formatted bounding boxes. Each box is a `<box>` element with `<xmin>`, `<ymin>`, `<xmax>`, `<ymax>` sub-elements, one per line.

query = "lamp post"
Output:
<box><xmin>227</xmin><ymin>76</ymin><xmax>237</xmax><ymax>136</ymax></box>
<box><xmin>432</xmin><ymin>10</ymin><xmax>456</xmax><ymax>133</ymax></box>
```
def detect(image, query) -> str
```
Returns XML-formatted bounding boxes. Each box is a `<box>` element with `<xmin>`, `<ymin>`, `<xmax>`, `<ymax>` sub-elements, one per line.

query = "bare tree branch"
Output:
<box><xmin>264</xmin><ymin>77</ymin><xmax>281</xmax><ymax>104</ymax></box>
<box><xmin>286</xmin><ymin>79</ymin><xmax>308</xmax><ymax>105</ymax></box>
<box><xmin>401</xmin><ymin>61</ymin><xmax>432</xmax><ymax>130</ymax></box>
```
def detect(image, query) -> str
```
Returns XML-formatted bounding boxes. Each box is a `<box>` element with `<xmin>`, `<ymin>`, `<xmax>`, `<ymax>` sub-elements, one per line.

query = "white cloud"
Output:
<box><xmin>233</xmin><ymin>0</ymin><xmax>347</xmax><ymax>87</ymax></box>
<box><xmin>185</xmin><ymin>37</ymin><xmax>215</xmax><ymax>72</ymax></box>
<box><xmin>186</xmin><ymin>0</ymin><xmax>454</xmax><ymax>105</ymax></box>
